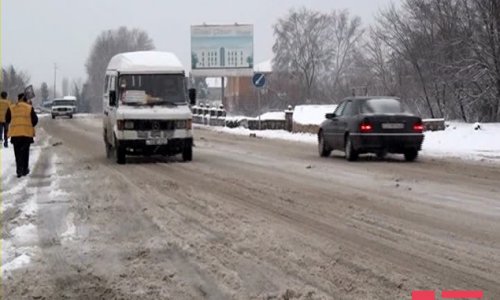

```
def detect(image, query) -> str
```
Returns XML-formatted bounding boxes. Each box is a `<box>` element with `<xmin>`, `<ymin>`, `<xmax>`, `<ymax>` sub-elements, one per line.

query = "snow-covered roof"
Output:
<box><xmin>293</xmin><ymin>104</ymin><xmax>338</xmax><ymax>125</ymax></box>
<box><xmin>53</xmin><ymin>96</ymin><xmax>76</xmax><ymax>101</ymax></box>
<box><xmin>254</xmin><ymin>59</ymin><xmax>272</xmax><ymax>73</ymax></box>
<box><xmin>107</xmin><ymin>51</ymin><xmax>185</xmax><ymax>74</ymax></box>
<box><xmin>206</xmin><ymin>77</ymin><xmax>227</xmax><ymax>88</ymax></box>
<box><xmin>259</xmin><ymin>111</ymin><xmax>285</xmax><ymax>120</ymax></box>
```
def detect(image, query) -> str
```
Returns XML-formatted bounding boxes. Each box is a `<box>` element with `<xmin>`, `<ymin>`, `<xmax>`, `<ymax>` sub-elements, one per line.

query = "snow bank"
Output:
<box><xmin>1</xmin><ymin>146</ymin><xmax>41</xmax><ymax>198</ymax></box>
<box><xmin>422</xmin><ymin>122</ymin><xmax>500</xmax><ymax>161</ymax></box>
<box><xmin>2</xmin><ymin>141</ymin><xmax>44</xmax><ymax>274</ymax></box>
<box><xmin>2</xmin><ymin>253</ymin><xmax>31</xmax><ymax>272</ymax></box>
<box><xmin>225</xmin><ymin>115</ymin><xmax>248</xmax><ymax>122</ymax></box>
<box><xmin>205</xmin><ymin>77</ymin><xmax>226</xmax><ymax>88</ymax></box>
<box><xmin>254</xmin><ymin>59</ymin><xmax>272</xmax><ymax>73</ymax></box>
<box><xmin>203</xmin><ymin>126</ymin><xmax>317</xmax><ymax>144</ymax></box>
<box><xmin>50</xmin><ymin>188</ymin><xmax>69</xmax><ymax>198</ymax></box>
<box><xmin>258</xmin><ymin>111</ymin><xmax>285</xmax><ymax>120</ymax></box>
<box><xmin>226</xmin><ymin>111</ymin><xmax>285</xmax><ymax>122</ymax></box>
<box><xmin>1</xmin><ymin>147</ymin><xmax>16</xmax><ymax>186</ymax></box>
<box><xmin>74</xmin><ymin>113</ymin><xmax>101</xmax><ymax>119</ymax></box>
<box><xmin>293</xmin><ymin>105</ymin><xmax>337</xmax><ymax>125</ymax></box>
<box><xmin>12</xmin><ymin>224</ymin><xmax>38</xmax><ymax>245</ymax></box>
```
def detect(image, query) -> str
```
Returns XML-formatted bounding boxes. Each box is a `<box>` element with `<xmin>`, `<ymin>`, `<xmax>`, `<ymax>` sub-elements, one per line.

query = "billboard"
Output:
<box><xmin>191</xmin><ymin>24</ymin><xmax>254</xmax><ymax>77</ymax></box>
<box><xmin>24</xmin><ymin>85</ymin><xmax>36</xmax><ymax>100</ymax></box>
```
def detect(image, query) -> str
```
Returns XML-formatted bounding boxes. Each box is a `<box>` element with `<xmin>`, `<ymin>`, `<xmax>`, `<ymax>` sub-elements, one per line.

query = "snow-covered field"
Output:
<box><xmin>201</xmin><ymin>121</ymin><xmax>500</xmax><ymax>163</ymax></box>
<box><xmin>421</xmin><ymin>122</ymin><xmax>500</xmax><ymax>161</ymax></box>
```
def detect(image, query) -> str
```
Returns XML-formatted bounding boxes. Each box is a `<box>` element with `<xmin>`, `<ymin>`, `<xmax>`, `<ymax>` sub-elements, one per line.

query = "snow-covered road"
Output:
<box><xmin>2</xmin><ymin>117</ymin><xmax>500</xmax><ymax>299</ymax></box>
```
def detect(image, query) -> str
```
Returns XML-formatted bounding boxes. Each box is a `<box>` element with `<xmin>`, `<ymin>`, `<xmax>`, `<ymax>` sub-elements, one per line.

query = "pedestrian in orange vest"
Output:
<box><xmin>5</xmin><ymin>93</ymin><xmax>39</xmax><ymax>177</ymax></box>
<box><xmin>0</xmin><ymin>91</ymin><xmax>12</xmax><ymax>147</ymax></box>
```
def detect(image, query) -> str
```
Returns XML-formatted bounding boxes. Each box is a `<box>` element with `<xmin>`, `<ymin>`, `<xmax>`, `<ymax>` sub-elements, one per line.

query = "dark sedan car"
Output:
<box><xmin>318</xmin><ymin>97</ymin><xmax>424</xmax><ymax>161</ymax></box>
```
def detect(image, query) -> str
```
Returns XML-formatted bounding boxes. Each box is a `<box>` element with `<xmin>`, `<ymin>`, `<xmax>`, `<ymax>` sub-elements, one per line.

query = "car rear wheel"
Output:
<box><xmin>318</xmin><ymin>132</ymin><xmax>332</xmax><ymax>157</ymax></box>
<box><xmin>345</xmin><ymin>135</ymin><xmax>358</xmax><ymax>161</ymax></box>
<box><xmin>51</xmin><ymin>115</ymin><xmax>55</xmax><ymax>119</ymax></box>
<box><xmin>404</xmin><ymin>149</ymin><xmax>418</xmax><ymax>162</ymax></box>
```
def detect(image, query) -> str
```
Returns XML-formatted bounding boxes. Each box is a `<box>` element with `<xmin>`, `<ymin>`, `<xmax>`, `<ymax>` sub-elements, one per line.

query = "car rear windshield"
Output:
<box><xmin>361</xmin><ymin>98</ymin><xmax>407</xmax><ymax>114</ymax></box>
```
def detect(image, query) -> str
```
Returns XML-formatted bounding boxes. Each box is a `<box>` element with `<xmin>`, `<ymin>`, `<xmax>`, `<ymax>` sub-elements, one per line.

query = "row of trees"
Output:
<box><xmin>272</xmin><ymin>0</ymin><xmax>500</xmax><ymax>122</ymax></box>
<box><xmin>2</xmin><ymin>27</ymin><xmax>154</xmax><ymax>113</ymax></box>
<box><xmin>84</xmin><ymin>26</ymin><xmax>155</xmax><ymax>112</ymax></box>
<box><xmin>6</xmin><ymin>2</ymin><xmax>498</xmax><ymax>122</ymax></box>
<box><xmin>0</xmin><ymin>66</ymin><xmax>30</xmax><ymax>101</ymax></box>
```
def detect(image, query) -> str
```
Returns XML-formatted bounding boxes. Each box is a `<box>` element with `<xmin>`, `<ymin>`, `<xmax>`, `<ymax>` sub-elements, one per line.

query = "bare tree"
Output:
<box><xmin>1</xmin><ymin>66</ymin><xmax>30</xmax><ymax>100</ymax></box>
<box><xmin>40</xmin><ymin>82</ymin><xmax>50</xmax><ymax>103</ymax></box>
<box><xmin>375</xmin><ymin>2</ymin><xmax>439</xmax><ymax>118</ymax></box>
<box><xmin>273</xmin><ymin>8</ymin><xmax>363</xmax><ymax>102</ymax></box>
<box><xmin>364</xmin><ymin>29</ymin><xmax>398</xmax><ymax>96</ymax></box>
<box><xmin>327</xmin><ymin>10</ymin><xmax>364</xmax><ymax>95</ymax></box>
<box><xmin>84</xmin><ymin>27</ymin><xmax>155</xmax><ymax>112</ymax></box>
<box><xmin>467</xmin><ymin>0</ymin><xmax>500</xmax><ymax>121</ymax></box>
<box><xmin>269</xmin><ymin>2</ymin><xmax>499</xmax><ymax>122</ymax></box>
<box><xmin>370</xmin><ymin>0</ymin><xmax>500</xmax><ymax>122</ymax></box>
<box><xmin>273</xmin><ymin>8</ymin><xmax>331</xmax><ymax>100</ymax></box>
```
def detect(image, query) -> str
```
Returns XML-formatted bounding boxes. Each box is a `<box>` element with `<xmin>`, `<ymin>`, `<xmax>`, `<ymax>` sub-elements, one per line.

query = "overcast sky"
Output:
<box><xmin>2</xmin><ymin>0</ymin><xmax>393</xmax><ymax>88</ymax></box>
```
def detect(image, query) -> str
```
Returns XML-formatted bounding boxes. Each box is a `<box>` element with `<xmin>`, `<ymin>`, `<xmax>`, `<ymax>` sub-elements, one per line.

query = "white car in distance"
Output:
<box><xmin>51</xmin><ymin>96</ymin><xmax>77</xmax><ymax>119</ymax></box>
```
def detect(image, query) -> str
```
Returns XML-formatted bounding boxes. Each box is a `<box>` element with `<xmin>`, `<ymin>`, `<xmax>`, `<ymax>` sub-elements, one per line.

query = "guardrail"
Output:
<box><xmin>192</xmin><ymin>105</ymin><xmax>292</xmax><ymax>131</ymax></box>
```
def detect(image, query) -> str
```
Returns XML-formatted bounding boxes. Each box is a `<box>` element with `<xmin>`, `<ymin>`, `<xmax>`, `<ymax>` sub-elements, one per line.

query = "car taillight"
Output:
<box><xmin>117</xmin><ymin>120</ymin><xmax>124</xmax><ymax>130</ymax></box>
<box><xmin>360</xmin><ymin>122</ymin><xmax>373</xmax><ymax>133</ymax></box>
<box><xmin>413</xmin><ymin>122</ymin><xmax>424</xmax><ymax>133</ymax></box>
<box><xmin>187</xmin><ymin>119</ymin><xmax>192</xmax><ymax>130</ymax></box>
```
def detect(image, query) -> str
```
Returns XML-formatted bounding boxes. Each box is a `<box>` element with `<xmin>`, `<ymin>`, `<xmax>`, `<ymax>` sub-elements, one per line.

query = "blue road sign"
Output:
<box><xmin>252</xmin><ymin>73</ymin><xmax>266</xmax><ymax>88</ymax></box>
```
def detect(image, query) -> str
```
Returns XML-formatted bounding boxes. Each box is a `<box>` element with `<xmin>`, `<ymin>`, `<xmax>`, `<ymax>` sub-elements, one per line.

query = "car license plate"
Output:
<box><xmin>146</xmin><ymin>139</ymin><xmax>168</xmax><ymax>146</ymax></box>
<box><xmin>382</xmin><ymin>123</ymin><xmax>404</xmax><ymax>129</ymax></box>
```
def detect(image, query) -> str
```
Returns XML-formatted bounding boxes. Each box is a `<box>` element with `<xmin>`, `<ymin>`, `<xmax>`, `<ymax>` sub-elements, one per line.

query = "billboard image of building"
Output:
<box><xmin>191</xmin><ymin>24</ymin><xmax>254</xmax><ymax>77</ymax></box>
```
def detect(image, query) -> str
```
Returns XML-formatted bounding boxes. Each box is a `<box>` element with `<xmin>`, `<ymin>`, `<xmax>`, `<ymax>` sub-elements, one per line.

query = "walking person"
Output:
<box><xmin>5</xmin><ymin>93</ymin><xmax>38</xmax><ymax>178</ymax></box>
<box><xmin>0</xmin><ymin>91</ymin><xmax>11</xmax><ymax>147</ymax></box>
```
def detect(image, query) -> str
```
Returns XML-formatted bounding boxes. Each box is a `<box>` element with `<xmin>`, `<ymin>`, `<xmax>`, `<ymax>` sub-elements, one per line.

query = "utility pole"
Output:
<box><xmin>258</xmin><ymin>89</ymin><xmax>261</xmax><ymax>130</ymax></box>
<box><xmin>53</xmin><ymin>63</ymin><xmax>57</xmax><ymax>99</ymax></box>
